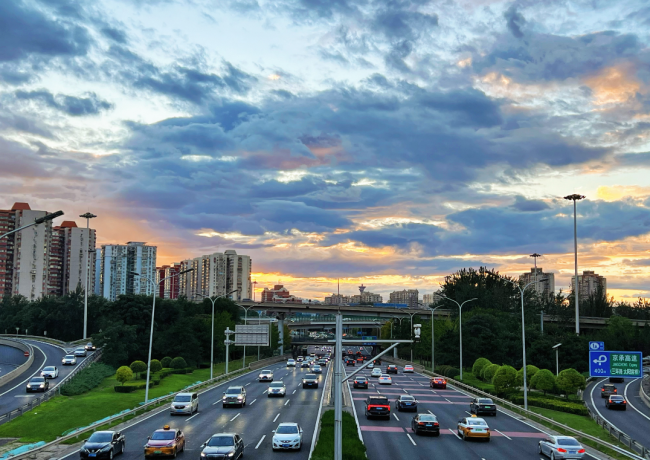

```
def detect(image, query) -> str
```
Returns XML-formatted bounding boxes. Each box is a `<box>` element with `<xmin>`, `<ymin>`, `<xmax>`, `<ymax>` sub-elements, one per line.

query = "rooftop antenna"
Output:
<box><xmin>359</xmin><ymin>284</ymin><xmax>366</xmax><ymax>295</ymax></box>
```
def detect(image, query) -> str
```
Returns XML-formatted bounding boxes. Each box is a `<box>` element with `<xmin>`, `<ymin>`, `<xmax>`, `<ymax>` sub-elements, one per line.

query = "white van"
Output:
<box><xmin>170</xmin><ymin>392</ymin><xmax>199</xmax><ymax>415</ymax></box>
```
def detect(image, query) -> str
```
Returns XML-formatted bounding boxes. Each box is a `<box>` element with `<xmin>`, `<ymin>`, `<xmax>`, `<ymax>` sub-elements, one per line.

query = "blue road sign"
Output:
<box><xmin>589</xmin><ymin>341</ymin><xmax>605</xmax><ymax>351</ymax></box>
<box><xmin>589</xmin><ymin>351</ymin><xmax>643</xmax><ymax>378</ymax></box>
<box><xmin>362</xmin><ymin>336</ymin><xmax>377</xmax><ymax>345</ymax></box>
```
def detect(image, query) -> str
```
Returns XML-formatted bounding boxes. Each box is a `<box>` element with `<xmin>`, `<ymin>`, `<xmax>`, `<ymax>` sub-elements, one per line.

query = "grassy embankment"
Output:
<box><xmin>311</xmin><ymin>410</ymin><xmax>366</xmax><ymax>460</ymax></box>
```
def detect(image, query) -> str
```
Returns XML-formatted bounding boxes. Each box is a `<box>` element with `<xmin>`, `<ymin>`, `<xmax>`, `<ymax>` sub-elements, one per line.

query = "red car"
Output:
<box><xmin>431</xmin><ymin>377</ymin><xmax>447</xmax><ymax>389</ymax></box>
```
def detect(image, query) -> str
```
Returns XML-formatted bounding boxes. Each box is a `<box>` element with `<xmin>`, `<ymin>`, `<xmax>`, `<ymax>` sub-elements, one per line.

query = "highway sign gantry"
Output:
<box><xmin>589</xmin><ymin>350</ymin><xmax>643</xmax><ymax>378</ymax></box>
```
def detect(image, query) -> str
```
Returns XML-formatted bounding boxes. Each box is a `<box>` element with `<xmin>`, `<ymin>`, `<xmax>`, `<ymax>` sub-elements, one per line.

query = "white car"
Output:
<box><xmin>62</xmin><ymin>355</ymin><xmax>77</xmax><ymax>365</ymax></box>
<box><xmin>371</xmin><ymin>368</ymin><xmax>382</xmax><ymax>378</ymax></box>
<box><xmin>170</xmin><ymin>392</ymin><xmax>199</xmax><ymax>415</ymax></box>
<box><xmin>41</xmin><ymin>366</ymin><xmax>59</xmax><ymax>379</ymax></box>
<box><xmin>272</xmin><ymin>423</ymin><xmax>303</xmax><ymax>451</ymax></box>
<box><xmin>287</xmin><ymin>359</ymin><xmax>296</xmax><ymax>367</ymax></box>
<box><xmin>73</xmin><ymin>347</ymin><xmax>87</xmax><ymax>357</ymax></box>
<box><xmin>378</xmin><ymin>374</ymin><xmax>392</xmax><ymax>385</ymax></box>
<box><xmin>258</xmin><ymin>370</ymin><xmax>274</xmax><ymax>382</ymax></box>
<box><xmin>538</xmin><ymin>436</ymin><xmax>586</xmax><ymax>459</ymax></box>
<box><xmin>268</xmin><ymin>382</ymin><xmax>286</xmax><ymax>397</ymax></box>
<box><xmin>404</xmin><ymin>365</ymin><xmax>414</xmax><ymax>373</ymax></box>
<box><xmin>367</xmin><ymin>363</ymin><xmax>374</xmax><ymax>369</ymax></box>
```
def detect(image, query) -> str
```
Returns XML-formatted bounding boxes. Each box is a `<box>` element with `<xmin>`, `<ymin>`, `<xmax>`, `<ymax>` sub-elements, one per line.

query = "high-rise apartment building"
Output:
<box><xmin>48</xmin><ymin>221</ymin><xmax>96</xmax><ymax>296</ymax></box>
<box><xmin>389</xmin><ymin>289</ymin><xmax>420</xmax><ymax>308</ymax></box>
<box><xmin>571</xmin><ymin>270</ymin><xmax>607</xmax><ymax>300</ymax></box>
<box><xmin>99</xmin><ymin>242</ymin><xmax>157</xmax><ymax>301</ymax></box>
<box><xmin>155</xmin><ymin>263</ymin><xmax>182</xmax><ymax>299</ymax></box>
<box><xmin>422</xmin><ymin>292</ymin><xmax>442</xmax><ymax>306</ymax></box>
<box><xmin>350</xmin><ymin>292</ymin><xmax>383</xmax><ymax>304</ymax></box>
<box><xmin>324</xmin><ymin>294</ymin><xmax>350</xmax><ymax>305</ymax></box>
<box><xmin>519</xmin><ymin>268</ymin><xmax>555</xmax><ymax>298</ymax></box>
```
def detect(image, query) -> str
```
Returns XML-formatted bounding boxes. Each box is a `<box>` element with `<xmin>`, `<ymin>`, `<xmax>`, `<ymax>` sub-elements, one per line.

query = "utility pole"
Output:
<box><xmin>80</xmin><ymin>212</ymin><xmax>97</xmax><ymax>340</ymax></box>
<box><xmin>564</xmin><ymin>194</ymin><xmax>585</xmax><ymax>335</ymax></box>
<box><xmin>530</xmin><ymin>253</ymin><xmax>543</xmax><ymax>333</ymax></box>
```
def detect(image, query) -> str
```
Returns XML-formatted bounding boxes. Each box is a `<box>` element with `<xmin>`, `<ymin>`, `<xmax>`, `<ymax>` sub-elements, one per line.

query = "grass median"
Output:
<box><xmin>311</xmin><ymin>410</ymin><xmax>366</xmax><ymax>460</ymax></box>
<box><xmin>0</xmin><ymin>358</ymin><xmax>252</xmax><ymax>443</ymax></box>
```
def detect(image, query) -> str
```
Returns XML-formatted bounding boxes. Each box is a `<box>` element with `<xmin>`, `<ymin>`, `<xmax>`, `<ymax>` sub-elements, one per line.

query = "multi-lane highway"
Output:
<box><xmin>585</xmin><ymin>377</ymin><xmax>650</xmax><ymax>450</ymax></box>
<box><xmin>0</xmin><ymin>339</ymin><xmax>94</xmax><ymax>418</ymax></box>
<box><xmin>59</xmin><ymin>347</ymin><xmax>328</xmax><ymax>460</ymax></box>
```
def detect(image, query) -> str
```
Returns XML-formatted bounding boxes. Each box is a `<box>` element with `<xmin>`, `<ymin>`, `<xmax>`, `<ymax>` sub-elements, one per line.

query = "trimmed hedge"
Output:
<box><xmin>510</xmin><ymin>396</ymin><xmax>588</xmax><ymax>416</ymax></box>
<box><xmin>436</xmin><ymin>365</ymin><xmax>460</xmax><ymax>378</ymax></box>
<box><xmin>161</xmin><ymin>357</ymin><xmax>173</xmax><ymax>368</ymax></box>
<box><xmin>170</xmin><ymin>357</ymin><xmax>187</xmax><ymax>369</ymax></box>
<box><xmin>482</xmin><ymin>364</ymin><xmax>500</xmax><ymax>382</ymax></box>
<box><xmin>472</xmin><ymin>358</ymin><xmax>492</xmax><ymax>380</ymax></box>
<box><xmin>60</xmin><ymin>363</ymin><xmax>116</xmax><ymax>396</ymax></box>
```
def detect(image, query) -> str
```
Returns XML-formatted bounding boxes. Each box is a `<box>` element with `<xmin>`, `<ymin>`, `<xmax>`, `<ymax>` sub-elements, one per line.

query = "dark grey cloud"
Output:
<box><xmin>101</xmin><ymin>26</ymin><xmax>127</xmax><ymax>44</ymax></box>
<box><xmin>504</xmin><ymin>4</ymin><xmax>526</xmax><ymax>39</ymax></box>
<box><xmin>15</xmin><ymin>90</ymin><xmax>113</xmax><ymax>116</ymax></box>
<box><xmin>0</xmin><ymin>113</ymin><xmax>53</xmax><ymax>138</ymax></box>
<box><xmin>511</xmin><ymin>195</ymin><xmax>550</xmax><ymax>212</ymax></box>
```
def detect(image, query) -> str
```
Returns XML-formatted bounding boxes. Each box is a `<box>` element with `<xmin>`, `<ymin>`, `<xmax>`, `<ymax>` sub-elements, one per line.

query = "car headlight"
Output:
<box><xmin>40</xmin><ymin>384</ymin><xmax>45</xmax><ymax>387</ymax></box>
<box><xmin>237</xmin><ymin>396</ymin><xmax>243</xmax><ymax>400</ymax></box>
<box><xmin>227</xmin><ymin>452</ymin><xmax>235</xmax><ymax>458</ymax></box>
<box><xmin>27</xmin><ymin>385</ymin><xmax>31</xmax><ymax>388</ymax></box>
<box><xmin>200</xmin><ymin>453</ymin><xmax>206</xmax><ymax>457</ymax></box>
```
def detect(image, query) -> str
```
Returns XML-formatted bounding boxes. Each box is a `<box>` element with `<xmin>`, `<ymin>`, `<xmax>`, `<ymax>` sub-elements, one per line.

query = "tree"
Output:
<box><xmin>150</xmin><ymin>359</ymin><xmax>162</xmax><ymax>373</ymax></box>
<box><xmin>170</xmin><ymin>357</ymin><xmax>187</xmax><ymax>369</ymax></box>
<box><xmin>116</xmin><ymin>366</ymin><xmax>133</xmax><ymax>385</ymax></box>
<box><xmin>472</xmin><ymin>358</ymin><xmax>492</xmax><ymax>380</ymax></box>
<box><xmin>482</xmin><ymin>363</ymin><xmax>500</xmax><ymax>382</ymax></box>
<box><xmin>492</xmin><ymin>365</ymin><xmax>517</xmax><ymax>394</ymax></box>
<box><xmin>161</xmin><ymin>357</ymin><xmax>173</xmax><ymax>368</ymax></box>
<box><xmin>130</xmin><ymin>360</ymin><xmax>147</xmax><ymax>379</ymax></box>
<box><xmin>531</xmin><ymin>369</ymin><xmax>555</xmax><ymax>395</ymax></box>
<box><xmin>91</xmin><ymin>321</ymin><xmax>138</xmax><ymax>368</ymax></box>
<box><xmin>556</xmin><ymin>368</ymin><xmax>585</xmax><ymax>398</ymax></box>
<box><xmin>516</xmin><ymin>365</ymin><xmax>539</xmax><ymax>388</ymax></box>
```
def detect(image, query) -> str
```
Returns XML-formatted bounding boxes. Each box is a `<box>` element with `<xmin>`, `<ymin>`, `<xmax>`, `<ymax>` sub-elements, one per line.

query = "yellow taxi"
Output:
<box><xmin>457</xmin><ymin>415</ymin><xmax>490</xmax><ymax>442</ymax></box>
<box><xmin>144</xmin><ymin>425</ymin><xmax>186</xmax><ymax>458</ymax></box>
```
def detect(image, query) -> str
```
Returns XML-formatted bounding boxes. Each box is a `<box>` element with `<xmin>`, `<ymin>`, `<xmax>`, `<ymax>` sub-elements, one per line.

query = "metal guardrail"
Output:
<box><xmin>586</xmin><ymin>406</ymin><xmax>650</xmax><ymax>459</ymax></box>
<box><xmin>380</xmin><ymin>357</ymin><xmax>649</xmax><ymax>460</ymax></box>
<box><xmin>0</xmin><ymin>349</ymin><xmax>103</xmax><ymax>426</ymax></box>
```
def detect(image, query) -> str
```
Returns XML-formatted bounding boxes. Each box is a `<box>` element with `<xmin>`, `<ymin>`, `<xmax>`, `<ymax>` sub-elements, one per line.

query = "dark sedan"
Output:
<box><xmin>26</xmin><ymin>377</ymin><xmax>49</xmax><ymax>393</ymax></box>
<box><xmin>302</xmin><ymin>374</ymin><xmax>319</xmax><ymax>389</ymax></box>
<box><xmin>80</xmin><ymin>431</ymin><xmax>125</xmax><ymax>459</ymax></box>
<box><xmin>470</xmin><ymin>398</ymin><xmax>497</xmax><ymax>416</ymax></box>
<box><xmin>605</xmin><ymin>395</ymin><xmax>627</xmax><ymax>410</ymax></box>
<box><xmin>353</xmin><ymin>376</ymin><xmax>369</xmax><ymax>389</ymax></box>
<box><xmin>411</xmin><ymin>414</ymin><xmax>440</xmax><ymax>436</ymax></box>
<box><xmin>395</xmin><ymin>395</ymin><xmax>418</xmax><ymax>412</ymax></box>
<box><xmin>301</xmin><ymin>362</ymin><xmax>310</xmax><ymax>368</ymax></box>
<box><xmin>386</xmin><ymin>365</ymin><xmax>398</xmax><ymax>374</ymax></box>
<box><xmin>200</xmin><ymin>433</ymin><xmax>243</xmax><ymax>460</ymax></box>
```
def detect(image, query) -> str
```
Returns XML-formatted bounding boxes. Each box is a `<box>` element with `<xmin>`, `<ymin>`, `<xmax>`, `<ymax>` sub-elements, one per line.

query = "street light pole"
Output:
<box><xmin>564</xmin><ymin>194</ymin><xmax>585</xmax><ymax>335</ymax></box>
<box><xmin>530</xmin><ymin>252</ymin><xmax>543</xmax><ymax>333</ymax></box>
<box><xmin>238</xmin><ymin>304</ymin><xmax>255</xmax><ymax>369</ymax></box>
<box><xmin>429</xmin><ymin>306</ymin><xmax>445</xmax><ymax>372</ymax></box>
<box><xmin>131</xmin><ymin>268</ymin><xmax>193</xmax><ymax>403</ymax></box>
<box><xmin>439</xmin><ymin>296</ymin><xmax>477</xmax><ymax>380</ymax></box>
<box><xmin>552</xmin><ymin>343</ymin><xmax>562</xmax><ymax>376</ymax></box>
<box><xmin>80</xmin><ymin>212</ymin><xmax>97</xmax><ymax>340</ymax></box>
<box><xmin>198</xmin><ymin>289</ymin><xmax>237</xmax><ymax>380</ymax></box>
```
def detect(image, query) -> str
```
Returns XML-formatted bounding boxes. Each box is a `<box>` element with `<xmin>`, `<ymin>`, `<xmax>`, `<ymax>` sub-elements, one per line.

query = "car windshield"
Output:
<box><xmin>400</xmin><ymin>396</ymin><xmax>415</xmax><ymax>401</ymax></box>
<box><xmin>468</xmin><ymin>420</ymin><xmax>487</xmax><ymax>426</ymax></box>
<box><xmin>44</xmin><ymin>366</ymin><xmax>55</xmax><ymax>371</ymax></box>
<box><xmin>151</xmin><ymin>431</ymin><xmax>176</xmax><ymax>440</ymax></box>
<box><xmin>76</xmin><ymin>348</ymin><xmax>84</xmax><ymax>351</ymax></box>
<box><xmin>261</xmin><ymin>371</ymin><xmax>272</xmax><ymax>374</ymax></box>
<box><xmin>174</xmin><ymin>395</ymin><xmax>191</xmax><ymax>402</ymax></box>
<box><xmin>380</xmin><ymin>375</ymin><xmax>389</xmax><ymax>378</ymax></box>
<box><xmin>557</xmin><ymin>438</ymin><xmax>581</xmax><ymax>446</ymax></box>
<box><xmin>31</xmin><ymin>377</ymin><xmax>45</xmax><ymax>383</ymax></box>
<box><xmin>305</xmin><ymin>374</ymin><xmax>317</xmax><ymax>379</ymax></box>
<box><xmin>356</xmin><ymin>377</ymin><xmax>367</xmax><ymax>381</ymax></box>
<box><xmin>88</xmin><ymin>433</ymin><xmax>113</xmax><ymax>443</ymax></box>
<box><xmin>603</xmin><ymin>385</ymin><xmax>615</xmax><ymax>389</ymax></box>
<box><xmin>269</xmin><ymin>383</ymin><xmax>284</xmax><ymax>388</ymax></box>
<box><xmin>225</xmin><ymin>388</ymin><xmax>242</xmax><ymax>395</ymax></box>
<box><xmin>312</xmin><ymin>365</ymin><xmax>320</xmax><ymax>369</ymax></box>
<box><xmin>479</xmin><ymin>399</ymin><xmax>493</xmax><ymax>404</ymax></box>
<box><xmin>610</xmin><ymin>396</ymin><xmax>624</xmax><ymax>400</ymax></box>
<box><xmin>65</xmin><ymin>355</ymin><xmax>74</xmax><ymax>359</ymax></box>
<box><xmin>368</xmin><ymin>398</ymin><xmax>388</xmax><ymax>405</ymax></box>
<box><xmin>86</xmin><ymin>343</ymin><xmax>93</xmax><ymax>346</ymax></box>
<box><xmin>419</xmin><ymin>415</ymin><xmax>436</xmax><ymax>422</ymax></box>
<box><xmin>207</xmin><ymin>436</ymin><xmax>233</xmax><ymax>447</ymax></box>
<box><xmin>276</xmin><ymin>426</ymin><xmax>298</xmax><ymax>434</ymax></box>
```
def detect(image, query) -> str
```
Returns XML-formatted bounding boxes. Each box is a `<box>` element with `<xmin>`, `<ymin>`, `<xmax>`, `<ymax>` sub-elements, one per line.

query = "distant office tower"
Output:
<box><xmin>571</xmin><ymin>270</ymin><xmax>607</xmax><ymax>300</ymax></box>
<box><xmin>176</xmin><ymin>250</ymin><xmax>251</xmax><ymax>301</ymax></box>
<box><xmin>324</xmin><ymin>294</ymin><xmax>351</xmax><ymax>305</ymax></box>
<box><xmin>48</xmin><ymin>221</ymin><xmax>96</xmax><ymax>296</ymax></box>
<box><xmin>99</xmin><ymin>242</ymin><xmax>157</xmax><ymax>301</ymax></box>
<box><xmin>422</xmin><ymin>292</ymin><xmax>442</xmax><ymax>306</ymax></box>
<box><xmin>0</xmin><ymin>203</ymin><xmax>56</xmax><ymax>300</ymax></box>
<box><xmin>389</xmin><ymin>289</ymin><xmax>420</xmax><ymax>308</ymax></box>
<box><xmin>519</xmin><ymin>268</ymin><xmax>555</xmax><ymax>298</ymax></box>
<box><xmin>94</xmin><ymin>248</ymin><xmax>101</xmax><ymax>295</ymax></box>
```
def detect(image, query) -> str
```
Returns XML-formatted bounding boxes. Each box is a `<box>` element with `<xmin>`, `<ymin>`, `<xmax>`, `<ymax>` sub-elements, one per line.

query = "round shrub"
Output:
<box><xmin>492</xmin><ymin>365</ymin><xmax>517</xmax><ymax>394</ymax></box>
<box><xmin>170</xmin><ymin>357</ymin><xmax>188</xmax><ymax>370</ymax></box>
<box><xmin>130</xmin><ymin>360</ymin><xmax>147</xmax><ymax>379</ymax></box>
<box><xmin>150</xmin><ymin>359</ymin><xmax>162</xmax><ymax>373</ymax></box>
<box><xmin>161</xmin><ymin>356</ymin><xmax>173</xmax><ymax>368</ymax></box>
<box><xmin>116</xmin><ymin>366</ymin><xmax>133</xmax><ymax>385</ymax></box>
<box><xmin>556</xmin><ymin>368</ymin><xmax>586</xmax><ymax>398</ymax></box>
<box><xmin>516</xmin><ymin>365</ymin><xmax>540</xmax><ymax>387</ymax></box>
<box><xmin>482</xmin><ymin>363</ymin><xmax>500</xmax><ymax>382</ymax></box>
<box><xmin>472</xmin><ymin>358</ymin><xmax>492</xmax><ymax>380</ymax></box>
<box><xmin>531</xmin><ymin>369</ymin><xmax>556</xmax><ymax>395</ymax></box>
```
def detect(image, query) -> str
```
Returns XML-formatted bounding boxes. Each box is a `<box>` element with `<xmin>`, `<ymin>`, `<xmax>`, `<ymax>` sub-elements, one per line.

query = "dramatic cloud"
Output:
<box><xmin>15</xmin><ymin>90</ymin><xmax>113</xmax><ymax>116</ymax></box>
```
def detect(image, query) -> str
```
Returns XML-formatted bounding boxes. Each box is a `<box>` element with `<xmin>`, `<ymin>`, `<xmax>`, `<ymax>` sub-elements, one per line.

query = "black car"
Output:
<box><xmin>353</xmin><ymin>376</ymin><xmax>369</xmax><ymax>389</ymax></box>
<box><xmin>605</xmin><ymin>395</ymin><xmax>627</xmax><ymax>410</ymax></box>
<box><xmin>301</xmin><ymin>362</ymin><xmax>310</xmax><ymax>368</ymax></box>
<box><xmin>346</xmin><ymin>359</ymin><xmax>355</xmax><ymax>366</ymax></box>
<box><xmin>26</xmin><ymin>377</ymin><xmax>49</xmax><ymax>393</ymax></box>
<box><xmin>80</xmin><ymin>431</ymin><xmax>125</xmax><ymax>459</ymax></box>
<box><xmin>601</xmin><ymin>384</ymin><xmax>617</xmax><ymax>398</ymax></box>
<box><xmin>365</xmin><ymin>396</ymin><xmax>390</xmax><ymax>419</ymax></box>
<box><xmin>302</xmin><ymin>374</ymin><xmax>319</xmax><ymax>389</ymax></box>
<box><xmin>200</xmin><ymin>433</ymin><xmax>244</xmax><ymax>460</ymax></box>
<box><xmin>470</xmin><ymin>398</ymin><xmax>497</xmax><ymax>416</ymax></box>
<box><xmin>386</xmin><ymin>365</ymin><xmax>398</xmax><ymax>374</ymax></box>
<box><xmin>411</xmin><ymin>414</ymin><xmax>440</xmax><ymax>436</ymax></box>
<box><xmin>395</xmin><ymin>395</ymin><xmax>418</xmax><ymax>411</ymax></box>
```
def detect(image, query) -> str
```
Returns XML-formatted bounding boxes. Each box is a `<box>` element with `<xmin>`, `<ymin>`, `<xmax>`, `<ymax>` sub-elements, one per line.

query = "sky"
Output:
<box><xmin>1</xmin><ymin>0</ymin><xmax>650</xmax><ymax>302</ymax></box>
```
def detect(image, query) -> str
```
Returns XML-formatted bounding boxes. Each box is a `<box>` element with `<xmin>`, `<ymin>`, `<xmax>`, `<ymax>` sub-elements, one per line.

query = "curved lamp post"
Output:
<box><xmin>439</xmin><ymin>296</ymin><xmax>477</xmax><ymax>380</ymax></box>
<box><xmin>197</xmin><ymin>289</ymin><xmax>238</xmax><ymax>379</ymax></box>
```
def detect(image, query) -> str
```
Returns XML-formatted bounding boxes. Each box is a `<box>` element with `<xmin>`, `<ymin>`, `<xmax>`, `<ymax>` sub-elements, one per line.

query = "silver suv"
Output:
<box><xmin>74</xmin><ymin>347</ymin><xmax>87</xmax><ymax>357</ymax></box>
<box><xmin>222</xmin><ymin>386</ymin><xmax>246</xmax><ymax>408</ymax></box>
<box><xmin>170</xmin><ymin>392</ymin><xmax>199</xmax><ymax>415</ymax></box>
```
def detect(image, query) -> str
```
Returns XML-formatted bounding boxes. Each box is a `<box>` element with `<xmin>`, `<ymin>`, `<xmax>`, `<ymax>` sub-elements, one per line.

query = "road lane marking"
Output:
<box><xmin>495</xmin><ymin>429</ymin><xmax>511</xmax><ymax>440</ymax></box>
<box><xmin>185</xmin><ymin>413</ymin><xmax>200</xmax><ymax>421</ymax></box>
<box><xmin>450</xmin><ymin>428</ymin><xmax>461</xmax><ymax>440</ymax></box>
<box><xmin>445</xmin><ymin>398</ymin><xmax>452</xmax><ymax>403</ymax></box>
<box><xmin>255</xmin><ymin>435</ymin><xmax>265</xmax><ymax>449</ymax></box>
<box><xmin>624</xmin><ymin>379</ymin><xmax>650</xmax><ymax>422</ymax></box>
<box><xmin>284</xmin><ymin>399</ymin><xmax>290</xmax><ymax>406</ymax></box>
<box><xmin>250</xmin><ymin>399</ymin><xmax>257</xmax><ymax>405</ymax></box>
<box><xmin>293</xmin><ymin>390</ymin><xmax>296</xmax><ymax>394</ymax></box>
<box><xmin>273</xmin><ymin>413</ymin><xmax>280</xmax><ymax>422</ymax></box>
<box><xmin>230</xmin><ymin>413</ymin><xmax>240</xmax><ymax>421</ymax></box>
<box><xmin>464</xmin><ymin>411</ymin><xmax>471</xmax><ymax>415</ymax></box>
<box><xmin>245</xmin><ymin>383</ymin><xmax>250</xmax><ymax>386</ymax></box>
<box><xmin>427</xmin><ymin>410</ymin><xmax>433</xmax><ymax>415</ymax></box>
<box><xmin>393</xmin><ymin>413</ymin><xmax>400</xmax><ymax>421</ymax></box>
<box><xmin>406</xmin><ymin>433</ymin><xmax>417</xmax><ymax>446</ymax></box>
<box><xmin>263</xmin><ymin>390</ymin><xmax>268</xmax><ymax>394</ymax></box>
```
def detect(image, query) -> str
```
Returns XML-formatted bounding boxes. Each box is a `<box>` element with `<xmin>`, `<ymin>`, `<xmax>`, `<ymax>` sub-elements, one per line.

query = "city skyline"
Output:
<box><xmin>2</xmin><ymin>1</ymin><xmax>650</xmax><ymax>303</ymax></box>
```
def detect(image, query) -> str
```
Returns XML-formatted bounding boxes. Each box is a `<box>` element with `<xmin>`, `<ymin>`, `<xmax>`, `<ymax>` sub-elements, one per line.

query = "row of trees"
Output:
<box><xmin>381</xmin><ymin>267</ymin><xmax>650</xmax><ymax>373</ymax></box>
<box><xmin>0</xmin><ymin>291</ymin><xmax>287</xmax><ymax>368</ymax></box>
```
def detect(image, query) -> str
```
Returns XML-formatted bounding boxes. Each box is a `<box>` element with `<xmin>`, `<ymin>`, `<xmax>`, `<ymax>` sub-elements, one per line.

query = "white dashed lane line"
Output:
<box><xmin>406</xmin><ymin>434</ymin><xmax>417</xmax><ymax>446</ymax></box>
<box><xmin>450</xmin><ymin>428</ymin><xmax>461</xmax><ymax>440</ymax></box>
<box><xmin>255</xmin><ymin>435</ymin><xmax>265</xmax><ymax>449</ymax></box>
<box><xmin>230</xmin><ymin>413</ymin><xmax>240</xmax><ymax>422</ymax></box>
<box><xmin>495</xmin><ymin>429</ymin><xmax>511</xmax><ymax>440</ymax></box>
<box><xmin>273</xmin><ymin>413</ymin><xmax>280</xmax><ymax>422</ymax></box>
<box><xmin>393</xmin><ymin>413</ymin><xmax>400</xmax><ymax>421</ymax></box>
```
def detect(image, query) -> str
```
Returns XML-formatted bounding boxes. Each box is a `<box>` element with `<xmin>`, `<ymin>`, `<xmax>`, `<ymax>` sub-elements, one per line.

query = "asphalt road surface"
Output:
<box><xmin>0</xmin><ymin>340</ymin><xmax>93</xmax><ymax>419</ymax></box>
<box><xmin>585</xmin><ymin>377</ymin><xmax>650</xmax><ymax>450</ymax></box>
<box><xmin>0</xmin><ymin>344</ymin><xmax>26</xmax><ymax>378</ymax></box>
<box><xmin>60</xmin><ymin>348</ymin><xmax>329</xmax><ymax>460</ymax></box>
<box><xmin>346</xmin><ymin>363</ymin><xmax>603</xmax><ymax>460</ymax></box>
